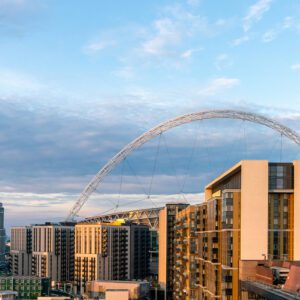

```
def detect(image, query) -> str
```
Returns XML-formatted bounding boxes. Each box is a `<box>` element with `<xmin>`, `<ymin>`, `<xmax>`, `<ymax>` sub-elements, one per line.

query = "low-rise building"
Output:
<box><xmin>37</xmin><ymin>297</ymin><xmax>70</xmax><ymax>300</ymax></box>
<box><xmin>0</xmin><ymin>276</ymin><xmax>50</xmax><ymax>299</ymax></box>
<box><xmin>86</xmin><ymin>280</ymin><xmax>149</xmax><ymax>300</ymax></box>
<box><xmin>0</xmin><ymin>291</ymin><xmax>17</xmax><ymax>300</ymax></box>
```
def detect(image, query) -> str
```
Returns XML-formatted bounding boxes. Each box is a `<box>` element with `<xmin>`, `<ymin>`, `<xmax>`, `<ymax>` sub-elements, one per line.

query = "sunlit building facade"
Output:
<box><xmin>31</xmin><ymin>223</ymin><xmax>75</xmax><ymax>284</ymax></box>
<box><xmin>158</xmin><ymin>203</ymin><xmax>189</xmax><ymax>300</ymax></box>
<box><xmin>170</xmin><ymin>160</ymin><xmax>300</xmax><ymax>300</ymax></box>
<box><xmin>173</xmin><ymin>205</ymin><xmax>199</xmax><ymax>300</ymax></box>
<box><xmin>10</xmin><ymin>226</ymin><xmax>32</xmax><ymax>276</ymax></box>
<box><xmin>75</xmin><ymin>221</ymin><xmax>150</xmax><ymax>293</ymax></box>
<box><xmin>0</xmin><ymin>203</ymin><xmax>6</xmax><ymax>268</ymax></box>
<box><xmin>197</xmin><ymin>160</ymin><xmax>300</xmax><ymax>299</ymax></box>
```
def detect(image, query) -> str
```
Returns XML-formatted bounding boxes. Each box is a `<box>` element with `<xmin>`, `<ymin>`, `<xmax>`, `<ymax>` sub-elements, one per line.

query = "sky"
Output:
<box><xmin>1</xmin><ymin>0</ymin><xmax>300</xmax><ymax>230</ymax></box>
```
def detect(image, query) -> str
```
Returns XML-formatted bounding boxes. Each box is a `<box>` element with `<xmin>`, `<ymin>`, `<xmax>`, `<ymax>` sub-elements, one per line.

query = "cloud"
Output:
<box><xmin>2</xmin><ymin>191</ymin><xmax>204</xmax><ymax>230</ymax></box>
<box><xmin>243</xmin><ymin>0</ymin><xmax>272</xmax><ymax>32</ymax></box>
<box><xmin>232</xmin><ymin>35</ymin><xmax>250</xmax><ymax>46</ymax></box>
<box><xmin>1</xmin><ymin>96</ymin><xmax>300</xmax><ymax>231</ymax></box>
<box><xmin>180</xmin><ymin>47</ymin><xmax>203</xmax><ymax>59</ymax></box>
<box><xmin>262</xmin><ymin>16</ymin><xmax>300</xmax><ymax>43</ymax></box>
<box><xmin>215</xmin><ymin>53</ymin><xmax>232</xmax><ymax>70</ymax></box>
<box><xmin>291</xmin><ymin>63</ymin><xmax>300</xmax><ymax>70</ymax></box>
<box><xmin>142</xmin><ymin>18</ymin><xmax>182</xmax><ymax>56</ymax></box>
<box><xmin>112</xmin><ymin>66</ymin><xmax>135</xmax><ymax>79</ymax></box>
<box><xmin>262</xmin><ymin>29</ymin><xmax>277</xmax><ymax>42</ymax></box>
<box><xmin>199</xmin><ymin>77</ymin><xmax>240</xmax><ymax>96</ymax></box>
<box><xmin>140</xmin><ymin>4</ymin><xmax>209</xmax><ymax>59</ymax></box>
<box><xmin>83</xmin><ymin>39</ymin><xmax>115</xmax><ymax>54</ymax></box>
<box><xmin>186</xmin><ymin>0</ymin><xmax>200</xmax><ymax>6</ymax></box>
<box><xmin>0</xmin><ymin>69</ymin><xmax>45</xmax><ymax>97</ymax></box>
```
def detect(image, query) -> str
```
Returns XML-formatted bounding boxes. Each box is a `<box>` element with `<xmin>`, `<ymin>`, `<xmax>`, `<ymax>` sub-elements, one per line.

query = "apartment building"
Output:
<box><xmin>0</xmin><ymin>276</ymin><xmax>50</xmax><ymax>299</ymax></box>
<box><xmin>158</xmin><ymin>203</ymin><xmax>189</xmax><ymax>300</ymax></box>
<box><xmin>31</xmin><ymin>223</ymin><xmax>75</xmax><ymax>283</ymax></box>
<box><xmin>129</xmin><ymin>224</ymin><xmax>150</xmax><ymax>280</ymax></box>
<box><xmin>10</xmin><ymin>222</ymin><xmax>75</xmax><ymax>284</ymax></box>
<box><xmin>75</xmin><ymin>221</ymin><xmax>150</xmax><ymax>293</ymax></box>
<box><xmin>173</xmin><ymin>205</ymin><xmax>199</xmax><ymax>300</ymax></box>
<box><xmin>0</xmin><ymin>203</ymin><xmax>6</xmax><ymax>268</ymax></box>
<box><xmin>10</xmin><ymin>226</ymin><xmax>32</xmax><ymax>276</ymax></box>
<box><xmin>196</xmin><ymin>160</ymin><xmax>300</xmax><ymax>300</ymax></box>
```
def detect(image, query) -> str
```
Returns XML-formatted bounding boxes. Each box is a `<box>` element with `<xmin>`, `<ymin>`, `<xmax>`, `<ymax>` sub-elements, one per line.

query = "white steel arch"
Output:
<box><xmin>66</xmin><ymin>109</ymin><xmax>300</xmax><ymax>221</ymax></box>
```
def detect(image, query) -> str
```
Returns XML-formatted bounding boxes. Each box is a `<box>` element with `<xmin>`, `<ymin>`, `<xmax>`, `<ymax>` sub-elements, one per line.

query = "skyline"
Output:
<box><xmin>1</xmin><ymin>0</ymin><xmax>300</xmax><ymax>228</ymax></box>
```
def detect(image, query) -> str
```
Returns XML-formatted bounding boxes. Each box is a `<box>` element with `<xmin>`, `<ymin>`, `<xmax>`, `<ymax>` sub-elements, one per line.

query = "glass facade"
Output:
<box><xmin>268</xmin><ymin>193</ymin><xmax>293</xmax><ymax>260</ymax></box>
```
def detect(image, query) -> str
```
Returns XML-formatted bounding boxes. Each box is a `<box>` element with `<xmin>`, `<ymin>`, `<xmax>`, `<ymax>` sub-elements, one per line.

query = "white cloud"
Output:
<box><xmin>261</xmin><ymin>16</ymin><xmax>300</xmax><ymax>43</ymax></box>
<box><xmin>291</xmin><ymin>63</ymin><xmax>300</xmax><ymax>70</ymax></box>
<box><xmin>186</xmin><ymin>0</ymin><xmax>200</xmax><ymax>6</ymax></box>
<box><xmin>262</xmin><ymin>29</ymin><xmax>277</xmax><ymax>42</ymax></box>
<box><xmin>142</xmin><ymin>18</ymin><xmax>181</xmax><ymax>56</ymax></box>
<box><xmin>0</xmin><ymin>69</ymin><xmax>44</xmax><ymax>96</ymax></box>
<box><xmin>140</xmin><ymin>4</ymin><xmax>209</xmax><ymax>58</ymax></box>
<box><xmin>2</xmin><ymin>191</ymin><xmax>204</xmax><ymax>229</ymax></box>
<box><xmin>180</xmin><ymin>48</ymin><xmax>203</xmax><ymax>59</ymax></box>
<box><xmin>232</xmin><ymin>35</ymin><xmax>249</xmax><ymax>46</ymax></box>
<box><xmin>215</xmin><ymin>53</ymin><xmax>232</xmax><ymax>70</ymax></box>
<box><xmin>181</xmin><ymin>49</ymin><xmax>193</xmax><ymax>59</ymax></box>
<box><xmin>112</xmin><ymin>66</ymin><xmax>135</xmax><ymax>79</ymax></box>
<box><xmin>83</xmin><ymin>39</ymin><xmax>115</xmax><ymax>54</ymax></box>
<box><xmin>243</xmin><ymin>0</ymin><xmax>272</xmax><ymax>32</ymax></box>
<box><xmin>199</xmin><ymin>77</ymin><xmax>240</xmax><ymax>96</ymax></box>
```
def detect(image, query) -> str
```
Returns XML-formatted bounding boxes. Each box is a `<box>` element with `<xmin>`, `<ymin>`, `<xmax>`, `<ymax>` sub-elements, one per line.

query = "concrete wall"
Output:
<box><xmin>106</xmin><ymin>290</ymin><xmax>129</xmax><ymax>300</ymax></box>
<box><xmin>158</xmin><ymin>209</ymin><xmax>167</xmax><ymax>292</ymax></box>
<box><xmin>240</xmin><ymin>160</ymin><xmax>269</xmax><ymax>260</ymax></box>
<box><xmin>293</xmin><ymin>160</ymin><xmax>300</xmax><ymax>260</ymax></box>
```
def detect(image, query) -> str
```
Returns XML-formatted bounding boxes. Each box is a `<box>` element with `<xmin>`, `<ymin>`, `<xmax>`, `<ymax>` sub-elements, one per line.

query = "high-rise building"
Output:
<box><xmin>193</xmin><ymin>160</ymin><xmax>300</xmax><ymax>300</ymax></box>
<box><xmin>129</xmin><ymin>224</ymin><xmax>150</xmax><ymax>280</ymax></box>
<box><xmin>31</xmin><ymin>223</ymin><xmax>75</xmax><ymax>284</ymax></box>
<box><xmin>75</xmin><ymin>221</ymin><xmax>150</xmax><ymax>293</ymax></box>
<box><xmin>0</xmin><ymin>203</ymin><xmax>6</xmax><ymax>268</ymax></box>
<box><xmin>173</xmin><ymin>205</ymin><xmax>199</xmax><ymax>300</ymax></box>
<box><xmin>10</xmin><ymin>226</ymin><xmax>32</xmax><ymax>276</ymax></box>
<box><xmin>10</xmin><ymin>222</ymin><xmax>75</xmax><ymax>284</ymax></box>
<box><xmin>158</xmin><ymin>203</ymin><xmax>189</xmax><ymax>300</ymax></box>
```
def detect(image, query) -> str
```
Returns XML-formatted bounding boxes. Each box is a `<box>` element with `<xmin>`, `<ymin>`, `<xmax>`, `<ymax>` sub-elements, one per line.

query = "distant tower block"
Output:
<box><xmin>0</xmin><ymin>203</ymin><xmax>6</xmax><ymax>267</ymax></box>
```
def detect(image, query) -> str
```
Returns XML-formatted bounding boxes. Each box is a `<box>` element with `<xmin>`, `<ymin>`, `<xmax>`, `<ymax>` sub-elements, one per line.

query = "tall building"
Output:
<box><xmin>10</xmin><ymin>222</ymin><xmax>75</xmax><ymax>284</ymax></box>
<box><xmin>129</xmin><ymin>224</ymin><xmax>150</xmax><ymax>280</ymax></box>
<box><xmin>0</xmin><ymin>203</ymin><xmax>6</xmax><ymax>268</ymax></box>
<box><xmin>194</xmin><ymin>160</ymin><xmax>300</xmax><ymax>299</ymax></box>
<box><xmin>10</xmin><ymin>226</ymin><xmax>32</xmax><ymax>276</ymax></box>
<box><xmin>173</xmin><ymin>205</ymin><xmax>199</xmax><ymax>300</ymax></box>
<box><xmin>158</xmin><ymin>203</ymin><xmax>189</xmax><ymax>300</ymax></box>
<box><xmin>75</xmin><ymin>221</ymin><xmax>150</xmax><ymax>293</ymax></box>
<box><xmin>31</xmin><ymin>223</ymin><xmax>75</xmax><ymax>284</ymax></box>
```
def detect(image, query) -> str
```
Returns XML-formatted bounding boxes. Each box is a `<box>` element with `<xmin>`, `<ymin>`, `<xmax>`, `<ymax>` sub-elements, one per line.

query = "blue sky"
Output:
<box><xmin>1</xmin><ymin>0</ymin><xmax>300</xmax><ymax>229</ymax></box>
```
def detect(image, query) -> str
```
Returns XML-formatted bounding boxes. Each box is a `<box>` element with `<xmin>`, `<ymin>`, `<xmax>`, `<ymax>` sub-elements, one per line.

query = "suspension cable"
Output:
<box><xmin>243</xmin><ymin>120</ymin><xmax>248</xmax><ymax>160</ymax></box>
<box><xmin>280</xmin><ymin>133</ymin><xmax>283</xmax><ymax>162</ymax></box>
<box><xmin>125</xmin><ymin>158</ymin><xmax>148</xmax><ymax>195</ymax></box>
<box><xmin>147</xmin><ymin>134</ymin><xmax>162</xmax><ymax>207</ymax></box>
<box><xmin>180</xmin><ymin>123</ymin><xmax>201</xmax><ymax>196</ymax></box>
<box><xmin>116</xmin><ymin>158</ymin><xmax>125</xmax><ymax>211</ymax></box>
<box><xmin>161</xmin><ymin>134</ymin><xmax>187</xmax><ymax>202</ymax></box>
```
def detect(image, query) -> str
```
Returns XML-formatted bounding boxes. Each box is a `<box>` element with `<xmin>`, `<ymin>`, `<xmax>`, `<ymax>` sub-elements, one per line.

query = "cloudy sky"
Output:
<box><xmin>1</xmin><ymin>0</ymin><xmax>300</xmax><ymax>230</ymax></box>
